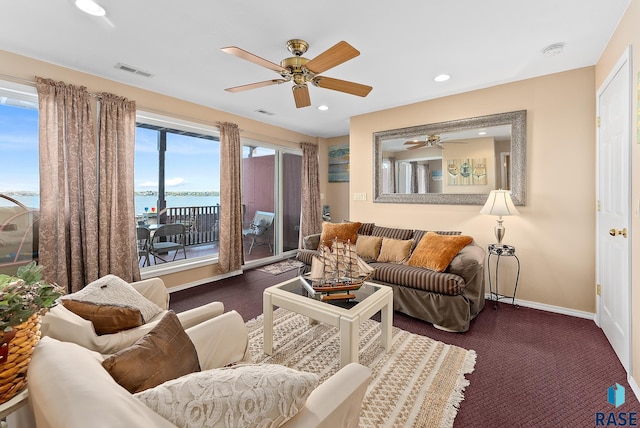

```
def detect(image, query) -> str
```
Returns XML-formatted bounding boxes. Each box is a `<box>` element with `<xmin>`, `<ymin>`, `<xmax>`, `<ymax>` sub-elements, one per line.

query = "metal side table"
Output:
<box><xmin>487</xmin><ymin>243</ymin><xmax>520</xmax><ymax>309</ymax></box>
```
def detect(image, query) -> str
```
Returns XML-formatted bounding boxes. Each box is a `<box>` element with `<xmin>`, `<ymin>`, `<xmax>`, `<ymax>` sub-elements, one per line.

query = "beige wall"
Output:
<box><xmin>0</xmin><ymin>49</ymin><xmax>317</xmax><ymax>288</ymax></box>
<box><xmin>320</xmin><ymin>136</ymin><xmax>350</xmax><ymax>222</ymax></box>
<box><xmin>350</xmin><ymin>67</ymin><xmax>596</xmax><ymax>313</ymax></box>
<box><xmin>595</xmin><ymin>0</ymin><xmax>640</xmax><ymax>388</ymax></box>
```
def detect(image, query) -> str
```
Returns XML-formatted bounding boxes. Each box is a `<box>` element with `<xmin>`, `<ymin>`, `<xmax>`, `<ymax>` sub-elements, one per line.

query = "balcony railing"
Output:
<box><xmin>137</xmin><ymin>205</ymin><xmax>220</xmax><ymax>246</ymax></box>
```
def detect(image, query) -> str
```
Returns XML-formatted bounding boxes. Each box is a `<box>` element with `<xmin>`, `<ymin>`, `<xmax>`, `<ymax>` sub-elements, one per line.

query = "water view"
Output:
<box><xmin>0</xmin><ymin>193</ymin><xmax>221</xmax><ymax>214</ymax></box>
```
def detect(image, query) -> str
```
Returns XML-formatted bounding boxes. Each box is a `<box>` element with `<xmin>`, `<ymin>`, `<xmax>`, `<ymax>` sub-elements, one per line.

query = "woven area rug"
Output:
<box><xmin>246</xmin><ymin>308</ymin><xmax>476</xmax><ymax>428</ymax></box>
<box><xmin>255</xmin><ymin>259</ymin><xmax>304</xmax><ymax>275</ymax></box>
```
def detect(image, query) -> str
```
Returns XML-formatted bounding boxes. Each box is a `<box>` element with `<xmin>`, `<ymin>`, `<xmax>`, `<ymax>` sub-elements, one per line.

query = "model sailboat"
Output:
<box><xmin>304</xmin><ymin>238</ymin><xmax>375</xmax><ymax>300</ymax></box>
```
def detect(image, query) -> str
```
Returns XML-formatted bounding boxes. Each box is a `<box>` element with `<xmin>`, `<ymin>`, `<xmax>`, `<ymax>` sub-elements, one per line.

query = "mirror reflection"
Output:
<box><xmin>373</xmin><ymin>110</ymin><xmax>526</xmax><ymax>205</ymax></box>
<box><xmin>381</xmin><ymin>124</ymin><xmax>511</xmax><ymax>194</ymax></box>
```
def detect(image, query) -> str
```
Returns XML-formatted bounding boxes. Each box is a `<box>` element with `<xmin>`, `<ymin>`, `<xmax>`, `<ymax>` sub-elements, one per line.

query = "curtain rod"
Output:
<box><xmin>0</xmin><ymin>72</ymin><xmax>104</xmax><ymax>98</ymax></box>
<box><xmin>0</xmin><ymin>72</ymin><xmax>302</xmax><ymax>145</ymax></box>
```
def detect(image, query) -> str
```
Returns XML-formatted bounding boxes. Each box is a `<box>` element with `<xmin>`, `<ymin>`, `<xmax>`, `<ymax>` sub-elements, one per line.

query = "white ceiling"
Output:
<box><xmin>0</xmin><ymin>0</ymin><xmax>630</xmax><ymax>138</ymax></box>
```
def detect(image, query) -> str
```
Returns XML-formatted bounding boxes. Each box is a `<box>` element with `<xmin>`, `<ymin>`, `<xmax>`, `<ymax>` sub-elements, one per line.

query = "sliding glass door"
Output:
<box><xmin>242</xmin><ymin>144</ymin><xmax>301</xmax><ymax>264</ymax></box>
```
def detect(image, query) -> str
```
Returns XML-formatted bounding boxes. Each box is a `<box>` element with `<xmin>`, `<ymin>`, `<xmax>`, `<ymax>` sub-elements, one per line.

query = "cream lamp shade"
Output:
<box><xmin>480</xmin><ymin>190</ymin><xmax>519</xmax><ymax>243</ymax></box>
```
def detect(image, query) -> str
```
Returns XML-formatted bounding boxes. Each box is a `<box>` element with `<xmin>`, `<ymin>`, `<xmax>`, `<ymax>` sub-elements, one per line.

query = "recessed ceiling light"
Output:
<box><xmin>434</xmin><ymin>74</ymin><xmax>450</xmax><ymax>82</ymax></box>
<box><xmin>543</xmin><ymin>43</ymin><xmax>565</xmax><ymax>57</ymax></box>
<box><xmin>75</xmin><ymin>0</ymin><xmax>106</xmax><ymax>16</ymax></box>
<box><xmin>317</xmin><ymin>105</ymin><xmax>329</xmax><ymax>111</ymax></box>
<box><xmin>478</xmin><ymin>131</ymin><xmax>487</xmax><ymax>136</ymax></box>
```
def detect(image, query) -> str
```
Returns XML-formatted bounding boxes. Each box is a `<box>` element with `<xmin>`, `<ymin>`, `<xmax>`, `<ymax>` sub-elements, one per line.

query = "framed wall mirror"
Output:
<box><xmin>373</xmin><ymin>110</ymin><xmax>526</xmax><ymax>205</ymax></box>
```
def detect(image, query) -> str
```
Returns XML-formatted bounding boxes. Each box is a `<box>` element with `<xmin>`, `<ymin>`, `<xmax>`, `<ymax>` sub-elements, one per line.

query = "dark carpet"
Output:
<box><xmin>169</xmin><ymin>268</ymin><xmax>640</xmax><ymax>427</ymax></box>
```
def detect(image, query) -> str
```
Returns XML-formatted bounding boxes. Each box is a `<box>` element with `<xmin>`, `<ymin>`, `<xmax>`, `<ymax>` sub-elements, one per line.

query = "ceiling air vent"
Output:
<box><xmin>255</xmin><ymin>109</ymin><xmax>275</xmax><ymax>116</ymax></box>
<box><xmin>115</xmin><ymin>63</ymin><xmax>153</xmax><ymax>78</ymax></box>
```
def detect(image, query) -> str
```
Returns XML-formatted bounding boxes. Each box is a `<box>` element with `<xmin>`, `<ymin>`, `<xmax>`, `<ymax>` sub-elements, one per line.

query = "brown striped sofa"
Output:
<box><xmin>297</xmin><ymin>223</ymin><xmax>485</xmax><ymax>332</ymax></box>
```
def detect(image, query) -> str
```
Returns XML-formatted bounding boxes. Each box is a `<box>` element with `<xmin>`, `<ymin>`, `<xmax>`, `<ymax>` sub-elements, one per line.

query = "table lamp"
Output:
<box><xmin>480</xmin><ymin>190</ymin><xmax>519</xmax><ymax>244</ymax></box>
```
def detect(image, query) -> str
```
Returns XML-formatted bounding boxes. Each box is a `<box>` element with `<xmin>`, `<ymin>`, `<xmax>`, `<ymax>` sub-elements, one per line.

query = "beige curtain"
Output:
<box><xmin>218</xmin><ymin>122</ymin><xmax>243</xmax><ymax>273</ymax></box>
<box><xmin>388</xmin><ymin>157</ymin><xmax>396</xmax><ymax>193</ymax></box>
<box><xmin>97</xmin><ymin>93</ymin><xmax>139</xmax><ymax>282</ymax></box>
<box><xmin>36</xmin><ymin>77</ymin><xmax>99</xmax><ymax>293</ymax></box>
<box><xmin>300</xmin><ymin>142</ymin><xmax>322</xmax><ymax>244</ymax></box>
<box><xmin>410</xmin><ymin>161</ymin><xmax>418</xmax><ymax>193</ymax></box>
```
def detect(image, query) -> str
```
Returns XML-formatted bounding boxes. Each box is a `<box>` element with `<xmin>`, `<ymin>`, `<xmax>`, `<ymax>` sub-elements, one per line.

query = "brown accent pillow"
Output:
<box><xmin>408</xmin><ymin>232</ymin><xmax>473</xmax><ymax>272</ymax></box>
<box><xmin>318</xmin><ymin>221</ymin><xmax>361</xmax><ymax>249</ymax></box>
<box><xmin>355</xmin><ymin>235</ymin><xmax>383</xmax><ymax>260</ymax></box>
<box><xmin>376</xmin><ymin>238</ymin><xmax>413</xmax><ymax>264</ymax></box>
<box><xmin>102</xmin><ymin>311</ymin><xmax>200</xmax><ymax>393</ymax></box>
<box><xmin>61</xmin><ymin>300</ymin><xmax>143</xmax><ymax>335</ymax></box>
<box><xmin>60</xmin><ymin>274</ymin><xmax>163</xmax><ymax>323</ymax></box>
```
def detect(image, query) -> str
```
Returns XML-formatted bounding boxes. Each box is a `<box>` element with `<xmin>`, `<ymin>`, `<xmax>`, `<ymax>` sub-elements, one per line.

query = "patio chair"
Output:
<box><xmin>150</xmin><ymin>223</ymin><xmax>187</xmax><ymax>263</ymax></box>
<box><xmin>136</xmin><ymin>226</ymin><xmax>151</xmax><ymax>267</ymax></box>
<box><xmin>242</xmin><ymin>210</ymin><xmax>274</xmax><ymax>255</ymax></box>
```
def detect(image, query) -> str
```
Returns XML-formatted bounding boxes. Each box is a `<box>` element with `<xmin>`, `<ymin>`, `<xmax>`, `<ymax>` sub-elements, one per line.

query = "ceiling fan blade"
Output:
<box><xmin>221</xmin><ymin>46</ymin><xmax>287</xmax><ymax>73</ymax></box>
<box><xmin>225</xmin><ymin>79</ymin><xmax>287</xmax><ymax>93</ymax></box>
<box><xmin>305</xmin><ymin>41</ymin><xmax>360</xmax><ymax>74</ymax></box>
<box><xmin>404</xmin><ymin>141</ymin><xmax>423</xmax><ymax>145</ymax></box>
<box><xmin>292</xmin><ymin>84</ymin><xmax>311</xmax><ymax>108</ymax></box>
<box><xmin>407</xmin><ymin>144</ymin><xmax>426</xmax><ymax>150</ymax></box>
<box><xmin>313</xmin><ymin>76</ymin><xmax>372</xmax><ymax>97</ymax></box>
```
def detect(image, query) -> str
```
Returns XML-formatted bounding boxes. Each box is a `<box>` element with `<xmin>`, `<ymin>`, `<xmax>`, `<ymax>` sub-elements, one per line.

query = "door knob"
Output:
<box><xmin>609</xmin><ymin>228</ymin><xmax>628</xmax><ymax>238</ymax></box>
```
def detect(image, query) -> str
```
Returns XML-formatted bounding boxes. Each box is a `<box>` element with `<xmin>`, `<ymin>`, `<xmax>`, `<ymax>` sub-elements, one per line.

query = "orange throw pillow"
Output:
<box><xmin>318</xmin><ymin>221</ymin><xmax>361</xmax><ymax>249</ymax></box>
<box><xmin>408</xmin><ymin>232</ymin><xmax>473</xmax><ymax>272</ymax></box>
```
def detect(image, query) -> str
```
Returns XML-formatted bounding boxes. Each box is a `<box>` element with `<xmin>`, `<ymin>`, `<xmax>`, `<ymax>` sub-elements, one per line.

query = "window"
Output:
<box><xmin>135</xmin><ymin>113</ymin><xmax>220</xmax><ymax>269</ymax></box>
<box><xmin>382</xmin><ymin>160</ymin><xmax>390</xmax><ymax>193</ymax></box>
<box><xmin>0</xmin><ymin>81</ymin><xmax>39</xmax><ymax>275</ymax></box>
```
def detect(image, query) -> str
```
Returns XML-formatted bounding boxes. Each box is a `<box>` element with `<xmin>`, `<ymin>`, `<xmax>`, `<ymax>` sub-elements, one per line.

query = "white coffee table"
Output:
<box><xmin>263</xmin><ymin>277</ymin><xmax>393</xmax><ymax>368</ymax></box>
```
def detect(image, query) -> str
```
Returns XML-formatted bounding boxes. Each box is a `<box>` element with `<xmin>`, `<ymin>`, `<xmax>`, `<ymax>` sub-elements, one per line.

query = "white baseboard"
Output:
<box><xmin>629</xmin><ymin>375</ymin><xmax>640</xmax><ymax>403</ymax></box>
<box><xmin>485</xmin><ymin>294</ymin><xmax>595</xmax><ymax>320</ymax></box>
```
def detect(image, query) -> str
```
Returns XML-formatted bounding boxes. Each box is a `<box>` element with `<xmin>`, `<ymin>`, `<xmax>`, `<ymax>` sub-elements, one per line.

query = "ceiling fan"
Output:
<box><xmin>221</xmin><ymin>39</ymin><xmax>373</xmax><ymax>108</ymax></box>
<box><xmin>404</xmin><ymin>135</ymin><xmax>444</xmax><ymax>150</ymax></box>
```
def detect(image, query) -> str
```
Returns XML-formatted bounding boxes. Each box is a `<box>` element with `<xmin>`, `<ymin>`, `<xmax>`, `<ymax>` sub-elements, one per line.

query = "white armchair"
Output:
<box><xmin>41</xmin><ymin>277</ymin><xmax>224</xmax><ymax>354</ymax></box>
<box><xmin>27</xmin><ymin>310</ymin><xmax>371</xmax><ymax>428</ymax></box>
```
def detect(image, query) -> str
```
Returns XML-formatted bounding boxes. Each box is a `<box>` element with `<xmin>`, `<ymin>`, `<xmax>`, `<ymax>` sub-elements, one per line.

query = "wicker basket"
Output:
<box><xmin>0</xmin><ymin>313</ymin><xmax>41</xmax><ymax>404</ymax></box>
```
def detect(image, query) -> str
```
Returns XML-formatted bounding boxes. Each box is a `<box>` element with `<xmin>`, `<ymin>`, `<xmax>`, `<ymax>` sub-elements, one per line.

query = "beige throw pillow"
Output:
<box><xmin>356</xmin><ymin>235</ymin><xmax>383</xmax><ymax>259</ymax></box>
<box><xmin>376</xmin><ymin>238</ymin><xmax>413</xmax><ymax>264</ymax></box>
<box><xmin>408</xmin><ymin>232</ymin><xmax>473</xmax><ymax>272</ymax></box>
<box><xmin>134</xmin><ymin>364</ymin><xmax>319</xmax><ymax>428</ymax></box>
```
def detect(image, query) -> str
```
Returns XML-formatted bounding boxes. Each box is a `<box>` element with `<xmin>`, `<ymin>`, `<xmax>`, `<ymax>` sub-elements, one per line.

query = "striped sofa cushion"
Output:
<box><xmin>296</xmin><ymin>249</ymin><xmax>317</xmax><ymax>266</ymax></box>
<box><xmin>358</xmin><ymin>222</ymin><xmax>375</xmax><ymax>236</ymax></box>
<box><xmin>343</xmin><ymin>221</ymin><xmax>375</xmax><ymax>236</ymax></box>
<box><xmin>371</xmin><ymin>226</ymin><xmax>413</xmax><ymax>240</ymax></box>
<box><xmin>369</xmin><ymin>262</ymin><xmax>465</xmax><ymax>296</ymax></box>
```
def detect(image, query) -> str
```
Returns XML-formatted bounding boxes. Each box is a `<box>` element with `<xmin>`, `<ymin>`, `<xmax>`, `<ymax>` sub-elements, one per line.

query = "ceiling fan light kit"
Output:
<box><xmin>222</xmin><ymin>39</ymin><xmax>373</xmax><ymax>108</ymax></box>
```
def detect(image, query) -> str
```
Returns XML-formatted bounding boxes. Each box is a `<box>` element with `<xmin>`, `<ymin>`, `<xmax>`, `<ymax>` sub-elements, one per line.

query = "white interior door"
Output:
<box><xmin>596</xmin><ymin>46</ymin><xmax>632</xmax><ymax>373</ymax></box>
